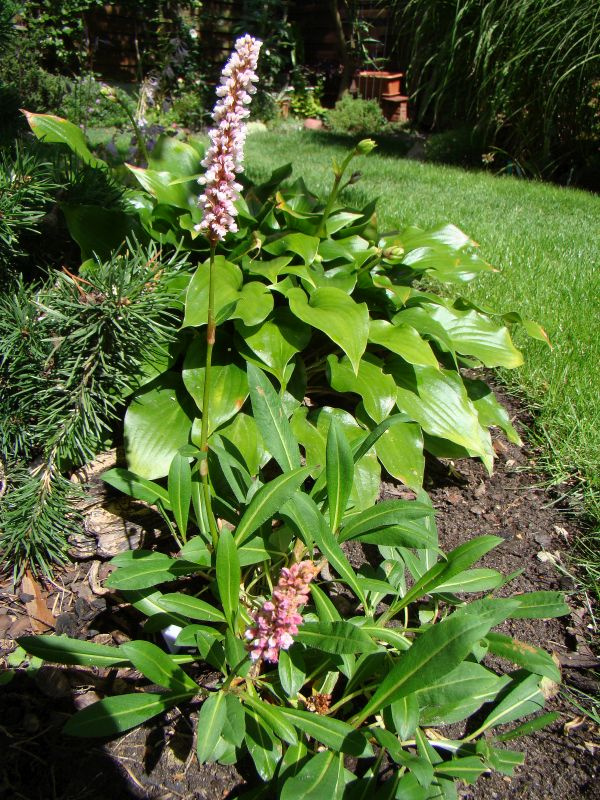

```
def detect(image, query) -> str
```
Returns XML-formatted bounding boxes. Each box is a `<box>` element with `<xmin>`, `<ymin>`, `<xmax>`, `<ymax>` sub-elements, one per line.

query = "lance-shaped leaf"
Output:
<box><xmin>295</xmin><ymin>621</ymin><xmax>378</xmax><ymax>655</ymax></box>
<box><xmin>64</xmin><ymin>691</ymin><xmax>188</xmax><ymax>737</ymax></box>
<box><xmin>168</xmin><ymin>452</ymin><xmax>192</xmax><ymax>536</ymax></box>
<box><xmin>478</xmin><ymin>673</ymin><xmax>545</xmax><ymax>731</ymax></box>
<box><xmin>353</xmin><ymin>598</ymin><xmax>520</xmax><ymax>723</ymax></box>
<box><xmin>278</xmin><ymin>648</ymin><xmax>306</xmax><ymax>697</ymax></box>
<box><xmin>247</xmin><ymin>362</ymin><xmax>301</xmax><ymax>472</ymax></box>
<box><xmin>326</xmin><ymin>416</ymin><xmax>354</xmax><ymax>532</ymax></box>
<box><xmin>196</xmin><ymin>692</ymin><xmax>227</xmax><ymax>763</ymax></box>
<box><xmin>244</xmin><ymin>708</ymin><xmax>282</xmax><ymax>781</ymax></box>
<box><xmin>242</xmin><ymin>695</ymin><xmax>298</xmax><ymax>745</ymax></box>
<box><xmin>277</xmin><ymin>707</ymin><xmax>371</xmax><ymax>756</ymax></box>
<box><xmin>288</xmin><ymin>286</ymin><xmax>369</xmax><ymax>374</ymax></box>
<box><xmin>510</xmin><ymin>591</ymin><xmax>569</xmax><ymax>619</ymax></box>
<box><xmin>281</xmin><ymin>751</ymin><xmax>346</xmax><ymax>800</ymax></box>
<box><xmin>157</xmin><ymin>593</ymin><xmax>226</xmax><ymax>623</ymax></box>
<box><xmin>102</xmin><ymin>468</ymin><xmax>171</xmax><ymax>508</ymax></box>
<box><xmin>485</xmin><ymin>632</ymin><xmax>561</xmax><ymax>682</ymax></box>
<box><xmin>339</xmin><ymin>499</ymin><xmax>434</xmax><ymax>543</ymax></box>
<box><xmin>119</xmin><ymin>641</ymin><xmax>197</xmax><ymax>693</ymax></box>
<box><xmin>18</xmin><ymin>636</ymin><xmax>126</xmax><ymax>668</ymax></box>
<box><xmin>216</xmin><ymin>529</ymin><xmax>240</xmax><ymax>632</ymax></box>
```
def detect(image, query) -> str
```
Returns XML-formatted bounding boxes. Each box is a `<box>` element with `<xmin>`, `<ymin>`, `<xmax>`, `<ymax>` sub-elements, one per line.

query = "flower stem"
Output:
<box><xmin>199</xmin><ymin>243</ymin><xmax>220</xmax><ymax>549</ymax></box>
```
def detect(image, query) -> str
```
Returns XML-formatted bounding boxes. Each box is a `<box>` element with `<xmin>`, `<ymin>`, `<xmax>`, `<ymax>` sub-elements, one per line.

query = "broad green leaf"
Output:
<box><xmin>278</xmin><ymin>648</ymin><xmax>306</xmax><ymax>697</ymax></box>
<box><xmin>124</xmin><ymin>373</ymin><xmax>195</xmax><ymax>479</ymax></box>
<box><xmin>387</xmin><ymin>360</ymin><xmax>492</xmax><ymax>465</ymax></box>
<box><xmin>183</xmin><ymin>257</ymin><xmax>242</xmax><ymax>328</ymax></box>
<box><xmin>327</xmin><ymin>354</ymin><xmax>396</xmax><ymax>424</ymax></box>
<box><xmin>277</xmin><ymin>707</ymin><xmax>370</xmax><ymax>756</ymax></box>
<box><xmin>102</xmin><ymin>468</ymin><xmax>170</xmax><ymax>508</ymax></box>
<box><xmin>295</xmin><ymin>621</ymin><xmax>378</xmax><ymax>655</ymax></box>
<box><xmin>281</xmin><ymin>751</ymin><xmax>345</xmax><ymax>800</ymax></box>
<box><xmin>236</xmin><ymin>308</ymin><xmax>311</xmax><ymax>386</ymax></box>
<box><xmin>61</xmin><ymin>204</ymin><xmax>143</xmax><ymax>261</ymax></box>
<box><xmin>64</xmin><ymin>691</ymin><xmax>186</xmax><ymax>737</ymax></box>
<box><xmin>368</xmin><ymin>320</ymin><xmax>439</xmax><ymax>368</ymax></box>
<box><xmin>148</xmin><ymin>133</ymin><xmax>202</xmax><ymax>177</ymax></box>
<box><xmin>287</xmin><ymin>287</ymin><xmax>369</xmax><ymax>374</ymax></box>
<box><xmin>510</xmin><ymin>591</ymin><xmax>569</xmax><ymax>619</ymax></box>
<box><xmin>353</xmin><ymin>599</ymin><xmax>519</xmax><ymax>722</ymax></box>
<box><xmin>18</xmin><ymin>635</ymin><xmax>125</xmax><ymax>668</ymax></box>
<box><xmin>478</xmin><ymin>673</ymin><xmax>545</xmax><ymax>731</ymax></box>
<box><xmin>464</xmin><ymin>377</ymin><xmax>522</xmax><ymax>445</ymax></box>
<box><xmin>247</xmin><ymin>362</ymin><xmax>301</xmax><ymax>471</ymax></box>
<box><xmin>485</xmin><ymin>632</ymin><xmax>561</xmax><ymax>681</ymax></box>
<box><xmin>216</xmin><ymin>529</ymin><xmax>240</xmax><ymax>632</ymax></box>
<box><xmin>222</xmin><ymin>694</ymin><xmax>246</xmax><ymax>747</ymax></box>
<box><xmin>326</xmin><ymin>417</ymin><xmax>354</xmax><ymax>531</ymax></box>
<box><xmin>234</xmin><ymin>466</ymin><xmax>311</xmax><ymax>545</ymax></box>
<box><xmin>244</xmin><ymin>708</ymin><xmax>282</xmax><ymax>781</ymax></box>
<box><xmin>168</xmin><ymin>452</ymin><xmax>192</xmax><ymax>537</ymax></box>
<box><xmin>105</xmin><ymin>555</ymin><xmax>197</xmax><ymax>591</ymax></box>
<box><xmin>157</xmin><ymin>593</ymin><xmax>226</xmax><ymax>623</ymax></box>
<box><xmin>119</xmin><ymin>641</ymin><xmax>197</xmax><ymax>693</ymax></box>
<box><xmin>427</xmin><ymin>305</ymin><xmax>523</xmax><ymax>368</ymax></box>
<box><xmin>23</xmin><ymin>111</ymin><xmax>105</xmax><ymax>167</ymax></box>
<box><xmin>196</xmin><ymin>692</ymin><xmax>227</xmax><ymax>763</ymax></box>
<box><xmin>433</xmin><ymin>568</ymin><xmax>505</xmax><ymax>594</ymax></box>
<box><xmin>232</xmin><ymin>281</ymin><xmax>274</xmax><ymax>326</ymax></box>
<box><xmin>263</xmin><ymin>231</ymin><xmax>320</xmax><ymax>265</ymax></box>
<box><xmin>218</xmin><ymin>413</ymin><xmax>267</xmax><ymax>476</ymax></box>
<box><xmin>183</xmin><ymin>339</ymin><xmax>248</xmax><ymax>434</ymax></box>
<box><xmin>374</xmin><ymin>419</ymin><xmax>425</xmax><ymax>490</ymax></box>
<box><xmin>482</xmin><ymin>745</ymin><xmax>525</xmax><ymax>775</ymax></box>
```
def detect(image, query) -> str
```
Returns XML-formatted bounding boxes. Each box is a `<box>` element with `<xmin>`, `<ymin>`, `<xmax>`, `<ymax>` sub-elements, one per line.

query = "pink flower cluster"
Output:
<box><xmin>245</xmin><ymin>560</ymin><xmax>320</xmax><ymax>663</ymax></box>
<box><xmin>197</xmin><ymin>34</ymin><xmax>262</xmax><ymax>242</ymax></box>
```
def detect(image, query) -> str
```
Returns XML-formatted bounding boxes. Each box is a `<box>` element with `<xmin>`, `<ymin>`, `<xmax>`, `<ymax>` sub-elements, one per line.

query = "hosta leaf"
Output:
<box><xmin>23</xmin><ymin>111</ymin><xmax>105</xmax><ymax>167</ymax></box>
<box><xmin>353</xmin><ymin>599</ymin><xmax>519</xmax><ymax>722</ymax></box>
<box><xmin>427</xmin><ymin>305</ymin><xmax>523</xmax><ymax>368</ymax></box>
<box><xmin>232</xmin><ymin>280</ymin><xmax>274</xmax><ymax>326</ymax></box>
<box><xmin>327</xmin><ymin>354</ymin><xmax>396</xmax><ymax>424</ymax></box>
<box><xmin>64</xmin><ymin>691</ymin><xmax>186</xmax><ymax>737</ymax></box>
<box><xmin>374</xmin><ymin>419</ymin><xmax>425</xmax><ymax>490</ymax></box>
<box><xmin>183</xmin><ymin>256</ymin><xmax>242</xmax><ymax>328</ymax></box>
<box><xmin>184</xmin><ymin>339</ymin><xmax>249</xmax><ymax>434</ymax></box>
<box><xmin>119</xmin><ymin>641</ymin><xmax>197</xmax><ymax>693</ymax></box>
<box><xmin>247</xmin><ymin>362</ymin><xmax>301</xmax><ymax>472</ymax></box>
<box><xmin>237</xmin><ymin>308</ymin><xmax>311</xmax><ymax>385</ymax></box>
<box><xmin>287</xmin><ymin>287</ymin><xmax>369</xmax><ymax>374</ymax></box>
<box><xmin>263</xmin><ymin>231</ymin><xmax>320</xmax><ymax>265</ymax></box>
<box><xmin>464</xmin><ymin>376</ymin><xmax>522</xmax><ymax>445</ymax></box>
<box><xmin>368</xmin><ymin>320</ymin><xmax>439</xmax><ymax>369</ymax></box>
<box><xmin>196</xmin><ymin>692</ymin><xmax>227</xmax><ymax>763</ymax></box>
<box><xmin>124</xmin><ymin>373</ymin><xmax>195</xmax><ymax>480</ymax></box>
<box><xmin>295</xmin><ymin>621</ymin><xmax>378</xmax><ymax>655</ymax></box>
<box><xmin>216</xmin><ymin>529</ymin><xmax>240</xmax><ymax>632</ymax></box>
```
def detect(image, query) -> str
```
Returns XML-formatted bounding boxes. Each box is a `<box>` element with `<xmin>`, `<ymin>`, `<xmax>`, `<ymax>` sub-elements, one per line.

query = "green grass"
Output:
<box><xmin>245</xmin><ymin>129</ymin><xmax>600</xmax><ymax>588</ymax></box>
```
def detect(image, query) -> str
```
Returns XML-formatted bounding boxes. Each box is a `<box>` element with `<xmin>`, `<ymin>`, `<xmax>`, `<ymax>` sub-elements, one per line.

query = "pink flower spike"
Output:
<box><xmin>245</xmin><ymin>561</ymin><xmax>320</xmax><ymax>664</ymax></box>
<box><xmin>197</xmin><ymin>34</ymin><xmax>262</xmax><ymax>243</ymax></box>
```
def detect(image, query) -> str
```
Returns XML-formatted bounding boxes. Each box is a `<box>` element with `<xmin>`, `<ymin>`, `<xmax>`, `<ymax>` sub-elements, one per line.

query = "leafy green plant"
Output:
<box><xmin>326</xmin><ymin>93</ymin><xmax>387</xmax><ymax>135</ymax></box>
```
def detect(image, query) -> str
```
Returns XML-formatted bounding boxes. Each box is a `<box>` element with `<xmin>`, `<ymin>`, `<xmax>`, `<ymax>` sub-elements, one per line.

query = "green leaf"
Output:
<box><xmin>183</xmin><ymin>339</ymin><xmax>248</xmax><ymax>434</ymax></box>
<box><xmin>236</xmin><ymin>308</ymin><xmax>311</xmax><ymax>386</ymax></box>
<box><xmin>374</xmin><ymin>418</ymin><xmax>425</xmax><ymax>490</ymax></box>
<box><xmin>234</xmin><ymin>466</ymin><xmax>311</xmax><ymax>545</ymax></box>
<box><xmin>263</xmin><ymin>231</ymin><xmax>320</xmax><ymax>265</ymax></box>
<box><xmin>511</xmin><ymin>591</ymin><xmax>569</xmax><ymax>619</ymax></box>
<box><xmin>124</xmin><ymin>373</ymin><xmax>195</xmax><ymax>480</ymax></box>
<box><xmin>287</xmin><ymin>287</ymin><xmax>369</xmax><ymax>374</ymax></box>
<box><xmin>295</xmin><ymin>621</ymin><xmax>378</xmax><ymax>655</ymax></box>
<box><xmin>232</xmin><ymin>281</ymin><xmax>274</xmax><ymax>326</ymax></box>
<box><xmin>196</xmin><ymin>692</ymin><xmax>227</xmax><ymax>763</ymax></box>
<box><xmin>61</xmin><ymin>204</ymin><xmax>143</xmax><ymax>261</ymax></box>
<box><xmin>353</xmin><ymin>599</ymin><xmax>519</xmax><ymax>722</ymax></box>
<box><xmin>168</xmin><ymin>452</ymin><xmax>192</xmax><ymax>537</ymax></box>
<box><xmin>368</xmin><ymin>320</ymin><xmax>439</xmax><ymax>369</ymax></box>
<box><xmin>427</xmin><ymin>305</ymin><xmax>523</xmax><ymax>368</ymax></box>
<box><xmin>464</xmin><ymin>377</ymin><xmax>522</xmax><ymax>445</ymax></box>
<box><xmin>478</xmin><ymin>673</ymin><xmax>545</xmax><ymax>731</ymax></box>
<box><xmin>485</xmin><ymin>633</ymin><xmax>561</xmax><ymax>681</ymax></box>
<box><xmin>157</xmin><ymin>593</ymin><xmax>226</xmax><ymax>623</ymax></box>
<box><xmin>339</xmin><ymin>499</ymin><xmax>434</xmax><ymax>543</ymax></box>
<box><xmin>23</xmin><ymin>111</ymin><xmax>106</xmax><ymax>168</ymax></box>
<box><xmin>183</xmin><ymin>257</ymin><xmax>242</xmax><ymax>328</ymax></box>
<box><xmin>496</xmin><ymin>711</ymin><xmax>559</xmax><ymax>742</ymax></box>
<box><xmin>278</xmin><ymin>648</ymin><xmax>306</xmax><ymax>697</ymax></box>
<box><xmin>281</xmin><ymin>751</ymin><xmax>345</xmax><ymax>800</ymax></box>
<box><xmin>102</xmin><ymin>468</ymin><xmax>170</xmax><ymax>508</ymax></box>
<box><xmin>148</xmin><ymin>133</ymin><xmax>202</xmax><ymax>177</ymax></box>
<box><xmin>326</xmin><ymin>417</ymin><xmax>354</xmax><ymax>532</ymax></box>
<box><xmin>119</xmin><ymin>641</ymin><xmax>197</xmax><ymax>693</ymax></box>
<box><xmin>105</xmin><ymin>554</ymin><xmax>196</xmax><ymax>591</ymax></box>
<box><xmin>216</xmin><ymin>529</ymin><xmax>240</xmax><ymax>632</ymax></box>
<box><xmin>218</xmin><ymin>413</ymin><xmax>267</xmax><ymax>476</ymax></box>
<box><xmin>222</xmin><ymin>694</ymin><xmax>246</xmax><ymax>747</ymax></box>
<box><xmin>327</xmin><ymin>354</ymin><xmax>396</xmax><ymax>424</ymax></box>
<box><xmin>433</xmin><ymin>568</ymin><xmax>505</xmax><ymax>594</ymax></box>
<box><xmin>18</xmin><ymin>635</ymin><xmax>125</xmax><ymax>668</ymax></box>
<box><xmin>435</xmin><ymin>757</ymin><xmax>487</xmax><ymax>784</ymax></box>
<box><xmin>247</xmin><ymin>362</ymin><xmax>301</xmax><ymax>472</ymax></box>
<box><xmin>64</xmin><ymin>691</ymin><xmax>186</xmax><ymax>737</ymax></box>
<box><xmin>242</xmin><ymin>696</ymin><xmax>298</xmax><ymax>745</ymax></box>
<box><xmin>277</xmin><ymin>707</ymin><xmax>370</xmax><ymax>756</ymax></box>
<box><xmin>387</xmin><ymin>360</ymin><xmax>492</xmax><ymax>466</ymax></box>
<box><xmin>244</xmin><ymin>708</ymin><xmax>282</xmax><ymax>781</ymax></box>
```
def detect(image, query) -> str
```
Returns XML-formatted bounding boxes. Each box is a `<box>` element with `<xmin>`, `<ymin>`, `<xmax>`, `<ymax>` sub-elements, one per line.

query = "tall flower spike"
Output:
<box><xmin>197</xmin><ymin>34</ymin><xmax>262</xmax><ymax>243</ymax></box>
<box><xmin>245</xmin><ymin>561</ymin><xmax>320</xmax><ymax>664</ymax></box>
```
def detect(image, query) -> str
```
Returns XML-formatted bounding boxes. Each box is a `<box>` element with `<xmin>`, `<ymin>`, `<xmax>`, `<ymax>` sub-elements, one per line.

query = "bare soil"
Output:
<box><xmin>1</xmin><ymin>388</ymin><xmax>598</xmax><ymax>800</ymax></box>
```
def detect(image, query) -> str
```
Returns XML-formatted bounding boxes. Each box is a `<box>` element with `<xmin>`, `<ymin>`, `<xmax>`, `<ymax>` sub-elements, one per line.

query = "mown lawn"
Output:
<box><xmin>245</xmin><ymin>129</ymin><xmax>600</xmax><ymax>585</ymax></box>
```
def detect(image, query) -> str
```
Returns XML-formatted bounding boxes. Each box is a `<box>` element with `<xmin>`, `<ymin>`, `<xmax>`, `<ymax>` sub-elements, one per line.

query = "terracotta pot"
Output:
<box><xmin>304</xmin><ymin>117</ymin><xmax>324</xmax><ymax>130</ymax></box>
<box><xmin>357</xmin><ymin>71</ymin><xmax>404</xmax><ymax>100</ymax></box>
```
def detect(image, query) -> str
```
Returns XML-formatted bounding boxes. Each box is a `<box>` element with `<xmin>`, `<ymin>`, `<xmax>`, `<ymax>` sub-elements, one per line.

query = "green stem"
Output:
<box><xmin>199</xmin><ymin>243</ymin><xmax>220</xmax><ymax>549</ymax></box>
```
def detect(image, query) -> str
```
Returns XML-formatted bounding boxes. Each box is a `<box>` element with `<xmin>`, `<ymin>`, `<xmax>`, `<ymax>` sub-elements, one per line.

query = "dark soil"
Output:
<box><xmin>1</xmin><ymin>388</ymin><xmax>598</xmax><ymax>800</ymax></box>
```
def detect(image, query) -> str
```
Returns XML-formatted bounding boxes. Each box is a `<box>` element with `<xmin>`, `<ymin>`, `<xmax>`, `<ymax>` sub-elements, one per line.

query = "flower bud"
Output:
<box><xmin>356</xmin><ymin>138</ymin><xmax>377</xmax><ymax>155</ymax></box>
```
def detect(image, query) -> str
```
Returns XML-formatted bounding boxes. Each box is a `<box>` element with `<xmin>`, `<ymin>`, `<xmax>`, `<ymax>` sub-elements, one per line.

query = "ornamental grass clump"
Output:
<box><xmin>15</xmin><ymin>36</ymin><xmax>569</xmax><ymax>798</ymax></box>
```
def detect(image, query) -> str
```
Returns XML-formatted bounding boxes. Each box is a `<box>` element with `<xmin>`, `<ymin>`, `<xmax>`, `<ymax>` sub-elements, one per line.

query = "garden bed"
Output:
<box><xmin>1</xmin><ymin>386</ymin><xmax>598</xmax><ymax>800</ymax></box>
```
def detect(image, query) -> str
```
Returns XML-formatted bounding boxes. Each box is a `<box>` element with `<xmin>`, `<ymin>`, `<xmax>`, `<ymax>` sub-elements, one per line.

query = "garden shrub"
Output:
<box><xmin>326</xmin><ymin>92</ymin><xmax>387</xmax><ymax>135</ymax></box>
<box><xmin>424</xmin><ymin>127</ymin><xmax>486</xmax><ymax>168</ymax></box>
<box><xmin>12</xmin><ymin>34</ymin><xmax>565</xmax><ymax>799</ymax></box>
